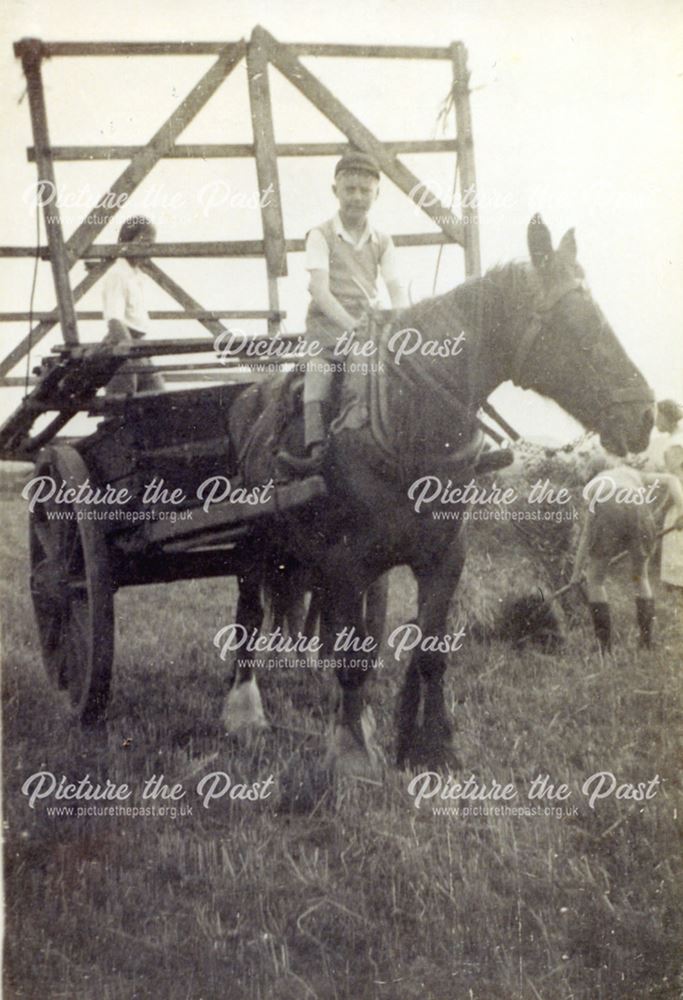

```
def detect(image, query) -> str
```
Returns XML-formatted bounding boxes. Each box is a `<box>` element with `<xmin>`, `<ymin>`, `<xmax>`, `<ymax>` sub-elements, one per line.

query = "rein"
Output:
<box><xmin>374</xmin><ymin>316</ymin><xmax>485</xmax><ymax>481</ymax></box>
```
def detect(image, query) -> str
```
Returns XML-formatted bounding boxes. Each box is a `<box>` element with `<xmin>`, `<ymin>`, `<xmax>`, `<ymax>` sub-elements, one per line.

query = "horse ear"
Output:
<box><xmin>557</xmin><ymin>228</ymin><xmax>577</xmax><ymax>266</ymax></box>
<box><xmin>527</xmin><ymin>214</ymin><xmax>554</xmax><ymax>272</ymax></box>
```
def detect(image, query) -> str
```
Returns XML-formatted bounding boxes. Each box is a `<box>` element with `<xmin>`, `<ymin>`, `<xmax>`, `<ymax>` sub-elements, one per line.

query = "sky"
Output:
<box><xmin>1</xmin><ymin>0</ymin><xmax>682</xmax><ymax>445</ymax></box>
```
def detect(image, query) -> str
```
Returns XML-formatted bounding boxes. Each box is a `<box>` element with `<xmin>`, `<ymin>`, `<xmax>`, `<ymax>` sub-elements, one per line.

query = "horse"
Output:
<box><xmin>223</xmin><ymin>215</ymin><xmax>655</xmax><ymax>774</ymax></box>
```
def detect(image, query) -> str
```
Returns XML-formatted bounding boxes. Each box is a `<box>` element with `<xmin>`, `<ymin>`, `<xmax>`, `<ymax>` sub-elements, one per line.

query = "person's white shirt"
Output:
<box><xmin>102</xmin><ymin>259</ymin><xmax>150</xmax><ymax>335</ymax></box>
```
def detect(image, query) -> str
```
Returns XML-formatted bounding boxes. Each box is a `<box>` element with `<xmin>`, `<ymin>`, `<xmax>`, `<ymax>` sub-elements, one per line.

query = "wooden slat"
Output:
<box><xmin>0</xmin><ymin>261</ymin><xmax>112</xmax><ymax>379</ymax></box>
<box><xmin>260</xmin><ymin>28</ymin><xmax>464</xmax><ymax>246</ymax></box>
<box><xmin>450</xmin><ymin>42</ymin><xmax>480</xmax><ymax>278</ymax></box>
<box><xmin>138</xmin><ymin>260</ymin><xmax>229</xmax><ymax>339</ymax></box>
<box><xmin>26</xmin><ymin>39</ymin><xmax>452</xmax><ymax>59</ymax></box>
<box><xmin>0</xmin><ymin>371</ymin><xmax>273</xmax><ymax>388</ymax></box>
<box><xmin>289</xmin><ymin>43</ymin><xmax>452</xmax><ymax>59</ymax></box>
<box><xmin>482</xmin><ymin>402</ymin><xmax>520</xmax><ymax>442</ymax></box>
<box><xmin>28</xmin><ymin>139</ymin><xmax>459</xmax><ymax>161</ymax></box>
<box><xmin>49</xmin><ymin>332</ymin><xmax>302</xmax><ymax>358</ymax></box>
<box><xmin>60</xmin><ymin>40</ymin><xmax>246</xmax><ymax>266</ymax></box>
<box><xmin>0</xmin><ymin>309</ymin><xmax>284</xmax><ymax>322</ymax></box>
<box><xmin>15</xmin><ymin>39</ymin><xmax>235</xmax><ymax>57</ymax></box>
<box><xmin>247</xmin><ymin>30</ymin><xmax>287</xmax><ymax>281</ymax></box>
<box><xmin>144</xmin><ymin>474</ymin><xmax>326</xmax><ymax>545</ymax></box>
<box><xmin>0</xmin><ymin>233</ymin><xmax>454</xmax><ymax>260</ymax></box>
<box><xmin>19</xmin><ymin>40</ymin><xmax>79</xmax><ymax>345</ymax></box>
<box><xmin>3</xmin><ymin>41</ymin><xmax>246</xmax><ymax>376</ymax></box>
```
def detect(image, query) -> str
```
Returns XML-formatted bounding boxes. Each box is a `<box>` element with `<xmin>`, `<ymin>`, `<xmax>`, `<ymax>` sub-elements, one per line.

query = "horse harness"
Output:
<box><xmin>509</xmin><ymin>278</ymin><xmax>654</xmax><ymax>410</ymax></box>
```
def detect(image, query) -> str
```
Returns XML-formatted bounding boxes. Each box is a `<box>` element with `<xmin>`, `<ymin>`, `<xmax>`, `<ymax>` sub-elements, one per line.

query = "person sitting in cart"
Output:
<box><xmin>101</xmin><ymin>215</ymin><xmax>165</xmax><ymax>396</ymax></box>
<box><xmin>278</xmin><ymin>150</ymin><xmax>408</xmax><ymax>474</ymax></box>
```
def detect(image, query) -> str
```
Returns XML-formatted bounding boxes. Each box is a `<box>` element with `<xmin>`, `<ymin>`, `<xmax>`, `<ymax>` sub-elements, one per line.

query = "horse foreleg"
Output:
<box><xmin>321</xmin><ymin>587</ymin><xmax>382</xmax><ymax>777</ymax></box>
<box><xmin>222</xmin><ymin>567</ymin><xmax>268</xmax><ymax>733</ymax></box>
<box><xmin>398</xmin><ymin>536</ymin><xmax>466</xmax><ymax>769</ymax></box>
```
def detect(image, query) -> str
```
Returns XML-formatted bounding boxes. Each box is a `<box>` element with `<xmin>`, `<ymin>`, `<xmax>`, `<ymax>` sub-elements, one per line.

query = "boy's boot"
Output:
<box><xmin>277</xmin><ymin>401</ymin><xmax>327</xmax><ymax>475</ymax></box>
<box><xmin>589</xmin><ymin>602</ymin><xmax>612</xmax><ymax>653</ymax></box>
<box><xmin>635</xmin><ymin>597</ymin><xmax>655</xmax><ymax>649</ymax></box>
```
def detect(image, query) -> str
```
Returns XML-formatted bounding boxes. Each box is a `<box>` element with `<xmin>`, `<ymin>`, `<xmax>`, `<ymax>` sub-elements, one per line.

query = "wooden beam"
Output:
<box><xmin>15</xmin><ymin>40</ymin><xmax>238</xmax><ymax>57</ymax></box>
<box><xmin>247</xmin><ymin>30</ymin><xmax>287</xmax><ymax>282</ymax></box>
<box><xmin>0</xmin><ymin>371</ymin><xmax>259</xmax><ymax>388</ymax></box>
<box><xmin>2</xmin><ymin>41</ymin><xmax>246</xmax><ymax>377</ymax></box>
<box><xmin>0</xmin><ymin>261</ymin><xmax>112</xmax><ymax>379</ymax></box>
<box><xmin>450</xmin><ymin>42</ymin><xmax>480</xmax><ymax>277</ymax></box>
<box><xmin>28</xmin><ymin>139</ymin><xmax>459</xmax><ymax>161</ymax></box>
<box><xmin>260</xmin><ymin>28</ymin><xmax>464</xmax><ymax>245</ymax></box>
<box><xmin>0</xmin><ymin>233</ymin><xmax>455</xmax><ymax>261</ymax></box>
<box><xmin>482</xmin><ymin>402</ymin><xmax>520</xmax><ymax>442</ymax></box>
<box><xmin>28</xmin><ymin>39</ymin><xmax>452</xmax><ymax>59</ymax></box>
<box><xmin>50</xmin><ymin>335</ymin><xmax>302</xmax><ymax>357</ymax></box>
<box><xmin>289</xmin><ymin>43</ymin><xmax>452</xmax><ymax>59</ymax></box>
<box><xmin>0</xmin><ymin>309</ymin><xmax>283</xmax><ymax>322</ymax></box>
<box><xmin>18</xmin><ymin>40</ymin><xmax>79</xmax><ymax>345</ymax></box>
<box><xmin>138</xmin><ymin>260</ymin><xmax>229</xmax><ymax>339</ymax></box>
<box><xmin>59</xmin><ymin>40</ymin><xmax>246</xmax><ymax>265</ymax></box>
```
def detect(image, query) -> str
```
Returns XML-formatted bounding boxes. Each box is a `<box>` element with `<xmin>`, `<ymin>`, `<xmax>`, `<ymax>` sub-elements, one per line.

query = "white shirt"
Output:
<box><xmin>645</xmin><ymin>426</ymin><xmax>683</xmax><ymax>476</ymax></box>
<box><xmin>102</xmin><ymin>258</ymin><xmax>150</xmax><ymax>335</ymax></box>
<box><xmin>305</xmin><ymin>213</ymin><xmax>400</xmax><ymax>285</ymax></box>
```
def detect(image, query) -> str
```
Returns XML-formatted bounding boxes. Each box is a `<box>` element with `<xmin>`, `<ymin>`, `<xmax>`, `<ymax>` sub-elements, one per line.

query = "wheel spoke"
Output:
<box><xmin>59</xmin><ymin>518</ymin><xmax>80</xmax><ymax>569</ymax></box>
<box><xmin>31</xmin><ymin>556</ymin><xmax>62</xmax><ymax>603</ymax></box>
<box><xmin>33</xmin><ymin>519</ymin><xmax>60</xmax><ymax>561</ymax></box>
<box><xmin>64</xmin><ymin>597</ymin><xmax>90</xmax><ymax>703</ymax></box>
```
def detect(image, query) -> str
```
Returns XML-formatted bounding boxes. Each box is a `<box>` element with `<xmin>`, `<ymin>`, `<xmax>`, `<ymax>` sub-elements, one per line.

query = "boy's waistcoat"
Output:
<box><xmin>307</xmin><ymin>217</ymin><xmax>389</xmax><ymax>328</ymax></box>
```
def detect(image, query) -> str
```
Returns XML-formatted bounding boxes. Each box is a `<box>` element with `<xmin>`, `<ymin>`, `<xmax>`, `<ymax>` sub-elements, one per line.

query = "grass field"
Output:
<box><xmin>2</xmin><ymin>471</ymin><xmax>682</xmax><ymax>1000</ymax></box>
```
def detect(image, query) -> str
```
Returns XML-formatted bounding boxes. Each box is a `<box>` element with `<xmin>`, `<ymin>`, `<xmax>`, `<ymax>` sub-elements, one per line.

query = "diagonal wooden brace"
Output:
<box><xmin>257</xmin><ymin>27</ymin><xmax>464</xmax><ymax>245</ymax></box>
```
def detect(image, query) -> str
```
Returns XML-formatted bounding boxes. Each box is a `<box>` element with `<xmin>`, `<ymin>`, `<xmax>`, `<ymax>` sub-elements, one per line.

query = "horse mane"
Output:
<box><xmin>399</xmin><ymin>260</ymin><xmax>540</xmax><ymax>345</ymax></box>
<box><xmin>479</xmin><ymin>260</ymin><xmax>540</xmax><ymax>326</ymax></box>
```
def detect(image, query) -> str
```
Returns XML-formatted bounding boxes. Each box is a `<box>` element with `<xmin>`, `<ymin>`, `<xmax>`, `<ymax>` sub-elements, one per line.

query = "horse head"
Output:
<box><xmin>507</xmin><ymin>214</ymin><xmax>654</xmax><ymax>456</ymax></box>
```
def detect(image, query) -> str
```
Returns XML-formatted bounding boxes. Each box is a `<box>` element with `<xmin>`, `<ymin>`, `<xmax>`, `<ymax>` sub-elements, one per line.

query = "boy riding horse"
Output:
<box><xmin>278</xmin><ymin>151</ymin><xmax>408</xmax><ymax>473</ymax></box>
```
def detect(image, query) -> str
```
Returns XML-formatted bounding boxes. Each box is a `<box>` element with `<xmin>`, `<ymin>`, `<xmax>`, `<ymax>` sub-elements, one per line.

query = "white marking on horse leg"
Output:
<box><xmin>325</xmin><ymin>706</ymin><xmax>384</xmax><ymax>778</ymax></box>
<box><xmin>222</xmin><ymin>675</ymin><xmax>268</xmax><ymax>733</ymax></box>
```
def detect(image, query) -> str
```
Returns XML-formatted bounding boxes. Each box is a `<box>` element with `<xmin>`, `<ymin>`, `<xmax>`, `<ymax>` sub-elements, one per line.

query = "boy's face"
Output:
<box><xmin>333</xmin><ymin>171</ymin><xmax>379</xmax><ymax>224</ymax></box>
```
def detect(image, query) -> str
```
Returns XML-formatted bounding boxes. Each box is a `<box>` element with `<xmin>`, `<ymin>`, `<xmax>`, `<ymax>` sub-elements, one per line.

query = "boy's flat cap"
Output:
<box><xmin>335</xmin><ymin>151</ymin><xmax>381</xmax><ymax>179</ymax></box>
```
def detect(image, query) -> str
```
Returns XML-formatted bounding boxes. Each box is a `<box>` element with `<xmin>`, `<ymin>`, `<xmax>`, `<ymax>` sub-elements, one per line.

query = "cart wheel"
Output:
<box><xmin>29</xmin><ymin>445</ymin><xmax>114</xmax><ymax>724</ymax></box>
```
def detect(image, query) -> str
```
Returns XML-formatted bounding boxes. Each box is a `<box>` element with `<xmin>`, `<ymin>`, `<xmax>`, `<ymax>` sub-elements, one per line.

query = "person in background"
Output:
<box><xmin>101</xmin><ymin>215</ymin><xmax>165</xmax><ymax>396</ymax></box>
<box><xmin>649</xmin><ymin>399</ymin><xmax>683</xmax><ymax>588</ymax></box>
<box><xmin>278</xmin><ymin>151</ymin><xmax>408</xmax><ymax>473</ymax></box>
<box><xmin>571</xmin><ymin>464</ymin><xmax>683</xmax><ymax>652</ymax></box>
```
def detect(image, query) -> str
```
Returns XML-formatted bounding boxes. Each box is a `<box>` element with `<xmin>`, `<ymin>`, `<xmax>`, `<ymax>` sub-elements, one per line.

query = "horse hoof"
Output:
<box><xmin>325</xmin><ymin>707</ymin><xmax>384</xmax><ymax>780</ymax></box>
<box><xmin>222</xmin><ymin>675</ymin><xmax>269</xmax><ymax>733</ymax></box>
<box><xmin>397</xmin><ymin>728</ymin><xmax>460</xmax><ymax>772</ymax></box>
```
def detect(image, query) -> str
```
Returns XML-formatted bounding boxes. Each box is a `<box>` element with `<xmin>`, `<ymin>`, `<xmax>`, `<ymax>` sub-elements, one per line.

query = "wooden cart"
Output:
<box><xmin>4</xmin><ymin>339</ymin><xmax>326</xmax><ymax>723</ymax></box>
<box><xmin>0</xmin><ymin>31</ymin><xmax>493</xmax><ymax>723</ymax></box>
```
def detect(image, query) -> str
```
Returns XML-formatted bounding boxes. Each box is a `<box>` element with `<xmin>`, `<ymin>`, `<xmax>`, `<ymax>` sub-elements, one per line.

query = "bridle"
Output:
<box><xmin>510</xmin><ymin>279</ymin><xmax>654</xmax><ymax>409</ymax></box>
